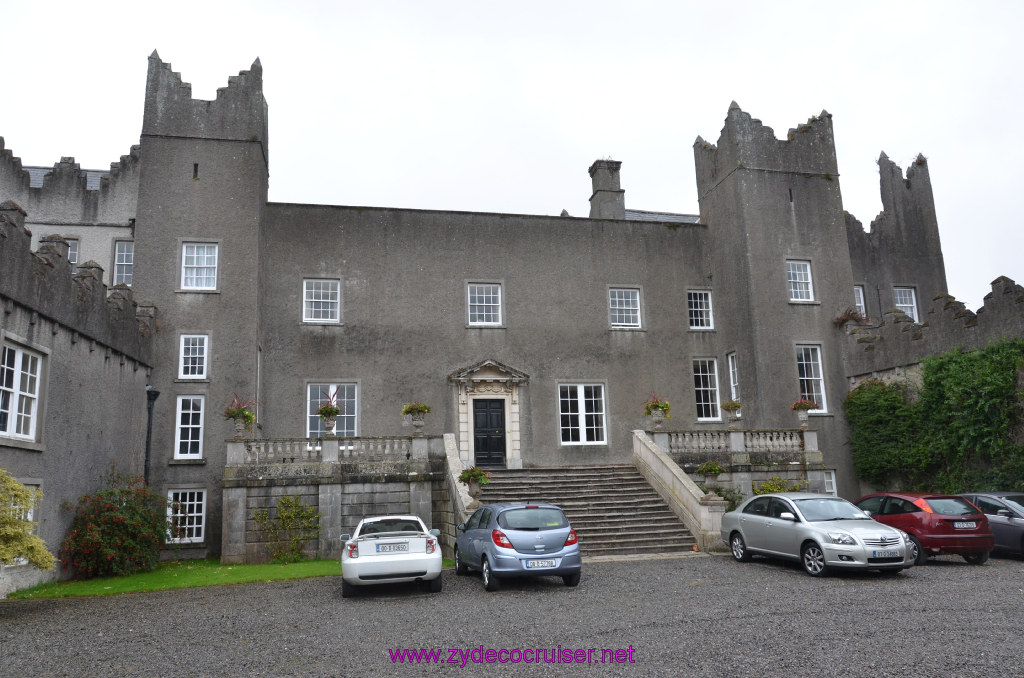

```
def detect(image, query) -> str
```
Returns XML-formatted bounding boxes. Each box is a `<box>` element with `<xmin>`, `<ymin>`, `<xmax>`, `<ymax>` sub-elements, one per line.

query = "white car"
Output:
<box><xmin>339</xmin><ymin>515</ymin><xmax>443</xmax><ymax>597</ymax></box>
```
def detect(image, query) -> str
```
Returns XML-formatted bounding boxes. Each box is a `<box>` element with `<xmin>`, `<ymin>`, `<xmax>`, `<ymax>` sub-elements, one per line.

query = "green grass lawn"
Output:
<box><xmin>8</xmin><ymin>557</ymin><xmax>455</xmax><ymax>599</ymax></box>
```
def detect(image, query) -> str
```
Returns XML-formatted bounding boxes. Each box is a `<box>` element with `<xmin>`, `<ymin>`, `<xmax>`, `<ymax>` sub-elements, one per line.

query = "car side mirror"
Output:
<box><xmin>997</xmin><ymin>509</ymin><xmax>1012</xmax><ymax>518</ymax></box>
<box><xmin>429</xmin><ymin>528</ymin><xmax>440</xmax><ymax>536</ymax></box>
<box><xmin>861</xmin><ymin>510</ymin><xmax>872</xmax><ymax>517</ymax></box>
<box><xmin>457</xmin><ymin>523</ymin><xmax>466</xmax><ymax>532</ymax></box>
<box><xmin>779</xmin><ymin>512</ymin><xmax>796</xmax><ymax>521</ymax></box>
<box><xmin>340</xmin><ymin>534</ymin><xmax>351</xmax><ymax>542</ymax></box>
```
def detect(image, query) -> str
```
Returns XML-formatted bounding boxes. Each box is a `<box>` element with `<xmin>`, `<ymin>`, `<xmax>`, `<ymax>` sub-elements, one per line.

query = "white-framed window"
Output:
<box><xmin>167</xmin><ymin>489</ymin><xmax>206</xmax><ymax>544</ymax></box>
<box><xmin>113</xmin><ymin>241</ymin><xmax>134</xmax><ymax>286</ymax></box>
<box><xmin>823</xmin><ymin>470</ymin><xmax>837</xmax><ymax>497</ymax></box>
<box><xmin>727</xmin><ymin>352</ymin><xmax>741</xmax><ymax>416</ymax></box>
<box><xmin>66</xmin><ymin>238</ymin><xmax>79</xmax><ymax>273</ymax></box>
<box><xmin>558</xmin><ymin>384</ymin><xmax>606</xmax><ymax>445</ymax></box>
<box><xmin>303</xmin><ymin>279</ymin><xmax>341</xmax><ymax>323</ymax></box>
<box><xmin>687</xmin><ymin>290</ymin><xmax>714</xmax><ymax>330</ymax></box>
<box><xmin>853</xmin><ymin>285</ymin><xmax>866</xmax><ymax>317</ymax></box>
<box><xmin>307</xmin><ymin>383</ymin><xmax>357</xmax><ymax>438</ymax></box>
<box><xmin>796</xmin><ymin>344</ymin><xmax>827</xmax><ymax>413</ymax></box>
<box><xmin>0</xmin><ymin>341</ymin><xmax>42</xmax><ymax>440</ymax></box>
<box><xmin>178</xmin><ymin>335</ymin><xmax>208</xmax><ymax>379</ymax></box>
<box><xmin>692</xmin><ymin>358</ymin><xmax>721</xmax><ymax>421</ymax></box>
<box><xmin>174</xmin><ymin>396</ymin><xmax>205</xmax><ymax>459</ymax></box>
<box><xmin>181</xmin><ymin>243</ymin><xmax>218</xmax><ymax>290</ymax></box>
<box><xmin>468</xmin><ymin>283</ymin><xmax>502</xmax><ymax>326</ymax></box>
<box><xmin>608</xmin><ymin>288</ymin><xmax>641</xmax><ymax>328</ymax></box>
<box><xmin>893</xmin><ymin>287</ymin><xmax>918</xmax><ymax>322</ymax></box>
<box><xmin>787</xmin><ymin>260</ymin><xmax>814</xmax><ymax>301</ymax></box>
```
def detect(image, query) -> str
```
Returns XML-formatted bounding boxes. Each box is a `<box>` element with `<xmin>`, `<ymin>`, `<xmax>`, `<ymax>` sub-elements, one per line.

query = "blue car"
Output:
<box><xmin>455</xmin><ymin>503</ymin><xmax>582</xmax><ymax>591</ymax></box>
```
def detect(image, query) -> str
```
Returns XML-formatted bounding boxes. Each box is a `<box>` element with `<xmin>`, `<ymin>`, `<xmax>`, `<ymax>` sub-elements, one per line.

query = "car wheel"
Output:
<box><xmin>455</xmin><ymin>549</ymin><xmax>468</xmax><ymax>576</ymax></box>
<box><xmin>562</xmin><ymin>572</ymin><xmax>581</xmax><ymax>587</ymax></box>
<box><xmin>481</xmin><ymin>558</ymin><xmax>500</xmax><ymax>592</ymax></box>
<box><xmin>428</xmin><ymin>575</ymin><xmax>443</xmax><ymax>592</ymax></box>
<box><xmin>963</xmin><ymin>551</ymin><xmax>989</xmax><ymax>565</ymax></box>
<box><xmin>909</xmin><ymin>535</ymin><xmax>927</xmax><ymax>565</ymax></box>
<box><xmin>730</xmin><ymin>532</ymin><xmax>751</xmax><ymax>562</ymax></box>
<box><xmin>341</xmin><ymin>579</ymin><xmax>355</xmax><ymax>598</ymax></box>
<box><xmin>801</xmin><ymin>542</ymin><xmax>828</xmax><ymax>577</ymax></box>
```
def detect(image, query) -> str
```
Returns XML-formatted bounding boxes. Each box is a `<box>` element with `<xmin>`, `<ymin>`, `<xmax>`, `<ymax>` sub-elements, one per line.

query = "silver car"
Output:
<box><xmin>721</xmin><ymin>492</ymin><xmax>915</xmax><ymax>576</ymax></box>
<box><xmin>455</xmin><ymin>503</ymin><xmax>582</xmax><ymax>591</ymax></box>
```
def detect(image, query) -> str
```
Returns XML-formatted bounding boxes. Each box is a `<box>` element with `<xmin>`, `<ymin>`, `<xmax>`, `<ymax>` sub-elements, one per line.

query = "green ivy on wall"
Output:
<box><xmin>845</xmin><ymin>338</ymin><xmax>1024</xmax><ymax>493</ymax></box>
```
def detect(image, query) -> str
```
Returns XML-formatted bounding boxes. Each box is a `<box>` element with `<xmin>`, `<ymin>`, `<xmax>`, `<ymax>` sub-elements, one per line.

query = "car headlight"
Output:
<box><xmin>827</xmin><ymin>532</ymin><xmax>856</xmax><ymax>545</ymax></box>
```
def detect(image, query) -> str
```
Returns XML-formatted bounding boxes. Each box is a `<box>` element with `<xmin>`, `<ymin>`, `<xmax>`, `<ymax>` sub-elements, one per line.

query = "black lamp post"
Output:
<box><xmin>144</xmin><ymin>385</ymin><xmax>160</xmax><ymax>485</ymax></box>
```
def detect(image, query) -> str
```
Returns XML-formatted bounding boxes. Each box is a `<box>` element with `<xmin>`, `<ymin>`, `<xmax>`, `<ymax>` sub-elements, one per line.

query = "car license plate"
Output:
<box><xmin>954</xmin><ymin>521</ymin><xmax>977</xmax><ymax>529</ymax></box>
<box><xmin>872</xmin><ymin>550</ymin><xmax>901</xmax><ymax>558</ymax></box>
<box><xmin>376</xmin><ymin>543</ymin><xmax>409</xmax><ymax>553</ymax></box>
<box><xmin>526</xmin><ymin>559</ymin><xmax>555</xmax><ymax>569</ymax></box>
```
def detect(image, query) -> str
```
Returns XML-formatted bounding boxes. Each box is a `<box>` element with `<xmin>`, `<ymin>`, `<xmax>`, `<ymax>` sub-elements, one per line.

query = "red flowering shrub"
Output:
<box><xmin>60</xmin><ymin>469</ymin><xmax>174</xmax><ymax>579</ymax></box>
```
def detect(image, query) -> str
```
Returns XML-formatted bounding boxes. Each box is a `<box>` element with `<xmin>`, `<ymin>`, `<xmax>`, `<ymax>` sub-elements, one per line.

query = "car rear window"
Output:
<box><xmin>497</xmin><ymin>508</ymin><xmax>568</xmax><ymax>531</ymax></box>
<box><xmin>925</xmin><ymin>497</ymin><xmax>980</xmax><ymax>516</ymax></box>
<box><xmin>360</xmin><ymin>519</ymin><xmax>423</xmax><ymax>536</ymax></box>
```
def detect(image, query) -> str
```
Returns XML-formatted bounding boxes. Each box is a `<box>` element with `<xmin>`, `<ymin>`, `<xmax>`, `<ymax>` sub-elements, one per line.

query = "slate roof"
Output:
<box><xmin>25</xmin><ymin>167</ymin><xmax>106</xmax><ymax>190</ymax></box>
<box><xmin>625</xmin><ymin>209</ymin><xmax>700</xmax><ymax>224</ymax></box>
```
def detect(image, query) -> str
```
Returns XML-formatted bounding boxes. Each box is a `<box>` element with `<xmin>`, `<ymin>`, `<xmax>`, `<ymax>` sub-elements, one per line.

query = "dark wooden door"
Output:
<box><xmin>473</xmin><ymin>399</ymin><xmax>506</xmax><ymax>467</ymax></box>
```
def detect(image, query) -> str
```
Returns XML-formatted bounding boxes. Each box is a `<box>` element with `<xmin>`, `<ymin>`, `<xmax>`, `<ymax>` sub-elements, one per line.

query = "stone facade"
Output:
<box><xmin>0</xmin><ymin>202</ymin><xmax>154</xmax><ymax>595</ymax></box>
<box><xmin>2</xmin><ymin>53</ymin><xmax>1022</xmax><ymax>566</ymax></box>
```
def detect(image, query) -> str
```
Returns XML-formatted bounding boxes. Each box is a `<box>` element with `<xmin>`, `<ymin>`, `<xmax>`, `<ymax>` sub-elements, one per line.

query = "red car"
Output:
<box><xmin>855</xmin><ymin>492</ymin><xmax>994</xmax><ymax>565</ymax></box>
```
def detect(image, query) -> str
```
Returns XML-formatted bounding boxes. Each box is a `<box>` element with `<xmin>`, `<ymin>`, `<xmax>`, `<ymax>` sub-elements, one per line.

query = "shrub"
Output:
<box><xmin>753</xmin><ymin>476</ymin><xmax>808</xmax><ymax>495</ymax></box>
<box><xmin>695</xmin><ymin>461</ymin><xmax>725</xmax><ymax>476</ymax></box>
<box><xmin>845</xmin><ymin>339</ymin><xmax>1024</xmax><ymax>491</ymax></box>
<box><xmin>253</xmin><ymin>495</ymin><xmax>321</xmax><ymax>563</ymax></box>
<box><xmin>60</xmin><ymin>469</ymin><xmax>173</xmax><ymax>579</ymax></box>
<box><xmin>0</xmin><ymin>468</ymin><xmax>56</xmax><ymax>570</ymax></box>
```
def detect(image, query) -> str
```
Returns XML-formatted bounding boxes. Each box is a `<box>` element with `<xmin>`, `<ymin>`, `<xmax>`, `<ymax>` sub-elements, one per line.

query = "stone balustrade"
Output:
<box><xmin>226</xmin><ymin>435</ymin><xmax>420</xmax><ymax>465</ymax></box>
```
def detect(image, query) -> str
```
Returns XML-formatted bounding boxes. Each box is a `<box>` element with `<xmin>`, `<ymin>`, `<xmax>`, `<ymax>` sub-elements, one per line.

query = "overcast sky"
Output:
<box><xmin>2</xmin><ymin>1</ymin><xmax>1020</xmax><ymax>310</ymax></box>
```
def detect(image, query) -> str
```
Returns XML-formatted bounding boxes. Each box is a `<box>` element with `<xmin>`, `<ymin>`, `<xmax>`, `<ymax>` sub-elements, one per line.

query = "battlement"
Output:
<box><xmin>142</xmin><ymin>51</ymin><xmax>268</xmax><ymax>160</ymax></box>
<box><xmin>694</xmin><ymin>103</ymin><xmax>838</xmax><ymax>199</ymax></box>
<box><xmin>845</xmin><ymin>276</ymin><xmax>1024</xmax><ymax>378</ymax></box>
<box><xmin>0</xmin><ymin>138</ymin><xmax>140</xmax><ymax>226</ymax></box>
<box><xmin>0</xmin><ymin>201</ymin><xmax>155</xmax><ymax>365</ymax></box>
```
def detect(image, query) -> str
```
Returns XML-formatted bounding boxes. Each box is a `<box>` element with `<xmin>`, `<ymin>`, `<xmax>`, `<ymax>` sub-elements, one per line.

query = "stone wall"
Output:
<box><xmin>0</xmin><ymin>201</ymin><xmax>154</xmax><ymax>597</ymax></box>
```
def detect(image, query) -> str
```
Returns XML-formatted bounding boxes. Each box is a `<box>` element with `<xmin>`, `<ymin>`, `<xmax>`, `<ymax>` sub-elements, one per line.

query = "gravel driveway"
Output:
<box><xmin>2</xmin><ymin>553</ymin><xmax>1022</xmax><ymax>677</ymax></box>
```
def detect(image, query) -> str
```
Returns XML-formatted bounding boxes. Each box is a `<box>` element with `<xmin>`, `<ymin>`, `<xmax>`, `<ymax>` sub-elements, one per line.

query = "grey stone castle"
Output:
<box><xmin>3</xmin><ymin>52</ymin><xmax>1021</xmax><ymax>589</ymax></box>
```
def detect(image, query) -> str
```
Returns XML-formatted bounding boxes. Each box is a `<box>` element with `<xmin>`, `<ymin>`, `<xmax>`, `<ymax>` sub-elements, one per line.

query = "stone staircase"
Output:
<box><xmin>477</xmin><ymin>465</ymin><xmax>696</xmax><ymax>557</ymax></box>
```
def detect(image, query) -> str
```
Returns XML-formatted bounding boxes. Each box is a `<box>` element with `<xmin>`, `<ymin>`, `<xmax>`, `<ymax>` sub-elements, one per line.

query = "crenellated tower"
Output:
<box><xmin>845</xmin><ymin>153</ymin><xmax>946</xmax><ymax>320</ymax></box>
<box><xmin>133</xmin><ymin>51</ymin><xmax>269</xmax><ymax>559</ymax></box>
<box><xmin>693</xmin><ymin>103</ymin><xmax>858</xmax><ymax>490</ymax></box>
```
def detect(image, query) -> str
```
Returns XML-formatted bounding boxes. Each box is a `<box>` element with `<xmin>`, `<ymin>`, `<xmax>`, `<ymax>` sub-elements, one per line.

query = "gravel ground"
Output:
<box><xmin>2</xmin><ymin>552</ymin><xmax>1023</xmax><ymax>677</ymax></box>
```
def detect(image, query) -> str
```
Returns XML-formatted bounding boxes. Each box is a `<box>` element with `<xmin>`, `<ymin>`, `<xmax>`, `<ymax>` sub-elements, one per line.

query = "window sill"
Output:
<box><xmin>175</xmin><ymin>289</ymin><xmax>220</xmax><ymax>294</ymax></box>
<box><xmin>466</xmin><ymin>324</ymin><xmax>506</xmax><ymax>329</ymax></box>
<box><xmin>0</xmin><ymin>437</ymin><xmax>44</xmax><ymax>452</ymax></box>
<box><xmin>609</xmin><ymin>326</ymin><xmax>645</xmax><ymax>332</ymax></box>
<box><xmin>788</xmin><ymin>300</ymin><xmax>821</xmax><ymax>305</ymax></box>
<box><xmin>301</xmin><ymin>320</ymin><xmax>343</xmax><ymax>326</ymax></box>
<box><xmin>688</xmin><ymin>328</ymin><xmax>715</xmax><ymax>332</ymax></box>
<box><xmin>169</xmin><ymin>458</ymin><xmax>207</xmax><ymax>465</ymax></box>
<box><xmin>174</xmin><ymin>378</ymin><xmax>210</xmax><ymax>383</ymax></box>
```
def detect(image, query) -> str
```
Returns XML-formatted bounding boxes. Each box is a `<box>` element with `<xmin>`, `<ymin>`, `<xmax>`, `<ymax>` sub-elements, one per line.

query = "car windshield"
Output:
<box><xmin>793</xmin><ymin>497</ymin><xmax>871</xmax><ymax>522</ymax></box>
<box><xmin>999</xmin><ymin>495</ymin><xmax>1024</xmax><ymax>514</ymax></box>
<box><xmin>497</xmin><ymin>508</ymin><xmax>568</xmax><ymax>531</ymax></box>
<box><xmin>925</xmin><ymin>497</ymin><xmax>979</xmax><ymax>516</ymax></box>
<box><xmin>359</xmin><ymin>519</ymin><xmax>424</xmax><ymax>537</ymax></box>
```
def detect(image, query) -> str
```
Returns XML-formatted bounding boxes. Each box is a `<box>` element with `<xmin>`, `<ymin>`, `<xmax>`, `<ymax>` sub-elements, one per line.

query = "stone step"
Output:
<box><xmin>472</xmin><ymin>465</ymin><xmax>695</xmax><ymax>557</ymax></box>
